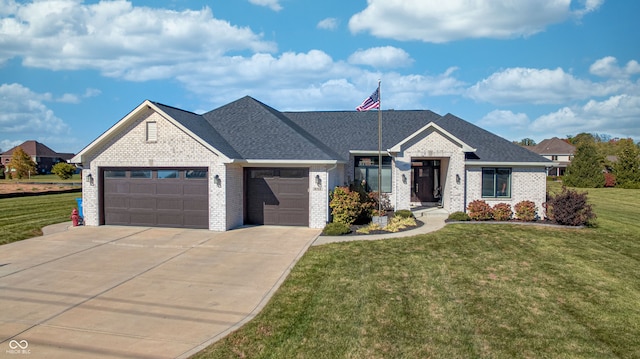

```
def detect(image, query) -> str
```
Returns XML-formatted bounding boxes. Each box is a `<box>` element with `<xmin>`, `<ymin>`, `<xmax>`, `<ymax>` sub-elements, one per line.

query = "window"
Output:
<box><xmin>482</xmin><ymin>168</ymin><xmax>511</xmax><ymax>198</ymax></box>
<box><xmin>146</xmin><ymin>121</ymin><xmax>157</xmax><ymax>142</ymax></box>
<box><xmin>104</xmin><ymin>170</ymin><xmax>126</xmax><ymax>178</ymax></box>
<box><xmin>354</xmin><ymin>156</ymin><xmax>392</xmax><ymax>193</ymax></box>
<box><xmin>186</xmin><ymin>169</ymin><xmax>207</xmax><ymax>179</ymax></box>
<box><xmin>551</xmin><ymin>155</ymin><xmax>558</xmax><ymax>161</ymax></box>
<box><xmin>130</xmin><ymin>170</ymin><xmax>152</xmax><ymax>178</ymax></box>
<box><xmin>158</xmin><ymin>170</ymin><xmax>179</xmax><ymax>179</ymax></box>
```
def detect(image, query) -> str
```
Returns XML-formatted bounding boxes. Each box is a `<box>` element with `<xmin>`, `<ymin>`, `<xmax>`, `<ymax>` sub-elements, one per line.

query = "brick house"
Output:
<box><xmin>71</xmin><ymin>96</ymin><xmax>552</xmax><ymax>230</ymax></box>
<box><xmin>1</xmin><ymin>140</ymin><xmax>74</xmax><ymax>175</ymax></box>
<box><xmin>526</xmin><ymin>137</ymin><xmax>576</xmax><ymax>176</ymax></box>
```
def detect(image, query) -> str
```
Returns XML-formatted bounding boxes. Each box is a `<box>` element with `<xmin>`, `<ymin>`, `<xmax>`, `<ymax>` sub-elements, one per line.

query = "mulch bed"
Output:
<box><xmin>321</xmin><ymin>218</ymin><xmax>424</xmax><ymax>236</ymax></box>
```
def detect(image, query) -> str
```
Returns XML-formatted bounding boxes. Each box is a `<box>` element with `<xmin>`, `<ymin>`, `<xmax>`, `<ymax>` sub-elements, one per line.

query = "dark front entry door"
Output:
<box><xmin>411</xmin><ymin>160</ymin><xmax>440</xmax><ymax>203</ymax></box>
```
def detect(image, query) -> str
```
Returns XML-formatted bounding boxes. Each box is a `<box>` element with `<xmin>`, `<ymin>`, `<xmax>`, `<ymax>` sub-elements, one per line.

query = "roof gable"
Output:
<box><xmin>72</xmin><ymin>100</ymin><xmax>232</xmax><ymax>164</ymax></box>
<box><xmin>529</xmin><ymin>137</ymin><xmax>576</xmax><ymax>155</ymax></box>
<box><xmin>2</xmin><ymin>140</ymin><xmax>60</xmax><ymax>157</ymax></box>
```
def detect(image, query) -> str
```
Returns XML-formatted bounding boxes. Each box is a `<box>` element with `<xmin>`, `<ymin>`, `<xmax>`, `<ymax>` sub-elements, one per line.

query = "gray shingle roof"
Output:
<box><xmin>284</xmin><ymin>110</ymin><xmax>442</xmax><ymax>160</ymax></box>
<box><xmin>202</xmin><ymin>96</ymin><xmax>341</xmax><ymax>161</ymax></box>
<box><xmin>434</xmin><ymin>114</ymin><xmax>552</xmax><ymax>163</ymax></box>
<box><xmin>153</xmin><ymin>96</ymin><xmax>549</xmax><ymax>164</ymax></box>
<box><xmin>152</xmin><ymin>102</ymin><xmax>241</xmax><ymax>159</ymax></box>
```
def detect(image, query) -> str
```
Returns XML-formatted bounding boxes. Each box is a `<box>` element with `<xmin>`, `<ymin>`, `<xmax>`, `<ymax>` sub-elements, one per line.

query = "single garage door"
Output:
<box><xmin>246</xmin><ymin>168</ymin><xmax>309</xmax><ymax>226</ymax></box>
<box><xmin>102</xmin><ymin>168</ymin><xmax>208</xmax><ymax>228</ymax></box>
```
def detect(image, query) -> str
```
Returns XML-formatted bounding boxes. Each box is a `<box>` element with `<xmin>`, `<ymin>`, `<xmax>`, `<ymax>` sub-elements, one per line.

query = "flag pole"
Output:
<box><xmin>377</xmin><ymin>80</ymin><xmax>382</xmax><ymax>217</ymax></box>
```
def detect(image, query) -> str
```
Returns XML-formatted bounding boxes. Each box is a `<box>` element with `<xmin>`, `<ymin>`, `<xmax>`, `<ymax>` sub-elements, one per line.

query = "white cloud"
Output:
<box><xmin>348</xmin><ymin>46</ymin><xmax>414</xmax><ymax>68</ymax></box>
<box><xmin>467</xmin><ymin>67</ymin><xmax>620</xmax><ymax>105</ymax></box>
<box><xmin>317</xmin><ymin>17</ymin><xmax>339</xmax><ymax>31</ymax></box>
<box><xmin>0</xmin><ymin>83</ymin><xmax>70</xmax><ymax>136</ymax></box>
<box><xmin>248</xmin><ymin>0</ymin><xmax>282</xmax><ymax>12</ymax></box>
<box><xmin>349</xmin><ymin>0</ymin><xmax>603</xmax><ymax>43</ymax></box>
<box><xmin>530</xmin><ymin>94</ymin><xmax>640</xmax><ymax>139</ymax></box>
<box><xmin>0</xmin><ymin>1</ymin><xmax>276</xmax><ymax>75</ymax></box>
<box><xmin>590</xmin><ymin>56</ymin><xmax>640</xmax><ymax>78</ymax></box>
<box><xmin>478</xmin><ymin>110</ymin><xmax>530</xmax><ymax>128</ymax></box>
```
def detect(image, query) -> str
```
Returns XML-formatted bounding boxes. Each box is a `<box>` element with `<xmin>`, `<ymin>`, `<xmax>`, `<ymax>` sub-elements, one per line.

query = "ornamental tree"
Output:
<box><xmin>7</xmin><ymin>147</ymin><xmax>37</xmax><ymax>179</ymax></box>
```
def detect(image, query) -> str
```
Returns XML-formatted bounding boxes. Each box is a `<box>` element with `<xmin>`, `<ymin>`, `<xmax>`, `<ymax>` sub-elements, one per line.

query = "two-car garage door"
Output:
<box><xmin>102</xmin><ymin>168</ymin><xmax>209</xmax><ymax>229</ymax></box>
<box><xmin>101</xmin><ymin>167</ymin><xmax>310</xmax><ymax>229</ymax></box>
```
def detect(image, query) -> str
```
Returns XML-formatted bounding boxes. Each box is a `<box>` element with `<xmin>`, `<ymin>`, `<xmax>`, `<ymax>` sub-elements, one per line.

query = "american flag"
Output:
<box><xmin>356</xmin><ymin>87</ymin><xmax>380</xmax><ymax>111</ymax></box>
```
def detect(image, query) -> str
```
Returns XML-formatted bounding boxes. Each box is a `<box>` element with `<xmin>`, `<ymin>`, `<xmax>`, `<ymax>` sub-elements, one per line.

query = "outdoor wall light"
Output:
<box><xmin>214</xmin><ymin>174</ymin><xmax>221</xmax><ymax>187</ymax></box>
<box><xmin>456</xmin><ymin>174</ymin><xmax>461</xmax><ymax>184</ymax></box>
<box><xmin>86</xmin><ymin>173</ymin><xmax>94</xmax><ymax>185</ymax></box>
<box><xmin>402</xmin><ymin>173</ymin><xmax>407</xmax><ymax>184</ymax></box>
<box><xmin>315</xmin><ymin>174</ymin><xmax>322</xmax><ymax>187</ymax></box>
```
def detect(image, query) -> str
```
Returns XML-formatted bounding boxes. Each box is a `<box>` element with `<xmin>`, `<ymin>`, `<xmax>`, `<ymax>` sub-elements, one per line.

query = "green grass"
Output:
<box><xmin>195</xmin><ymin>185</ymin><xmax>640</xmax><ymax>358</ymax></box>
<box><xmin>0</xmin><ymin>193</ymin><xmax>79</xmax><ymax>244</ymax></box>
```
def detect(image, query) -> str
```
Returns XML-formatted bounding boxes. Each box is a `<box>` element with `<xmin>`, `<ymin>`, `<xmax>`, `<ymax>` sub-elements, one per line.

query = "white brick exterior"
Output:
<box><xmin>77</xmin><ymin>103</ymin><xmax>547</xmax><ymax>231</ymax></box>
<box><xmin>80</xmin><ymin>108</ymin><xmax>231</xmax><ymax>231</ymax></box>
<box><xmin>466</xmin><ymin>166</ymin><xmax>547</xmax><ymax>219</ymax></box>
<box><xmin>392</xmin><ymin>128</ymin><xmax>466</xmax><ymax>213</ymax></box>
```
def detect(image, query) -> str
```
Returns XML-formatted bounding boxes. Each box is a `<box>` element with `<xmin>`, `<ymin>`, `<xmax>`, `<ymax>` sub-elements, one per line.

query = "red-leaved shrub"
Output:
<box><xmin>514</xmin><ymin>200</ymin><xmax>537</xmax><ymax>221</ymax></box>
<box><xmin>546</xmin><ymin>187</ymin><xmax>596</xmax><ymax>226</ymax></box>
<box><xmin>492</xmin><ymin>203</ymin><xmax>513</xmax><ymax>221</ymax></box>
<box><xmin>467</xmin><ymin>200</ymin><xmax>493</xmax><ymax>220</ymax></box>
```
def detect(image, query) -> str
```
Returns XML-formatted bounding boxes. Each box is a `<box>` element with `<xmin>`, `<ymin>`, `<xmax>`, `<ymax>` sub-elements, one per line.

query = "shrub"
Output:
<box><xmin>514</xmin><ymin>200</ymin><xmax>537</xmax><ymax>221</ymax></box>
<box><xmin>322</xmin><ymin>222</ymin><xmax>351</xmax><ymax>236</ymax></box>
<box><xmin>448</xmin><ymin>211</ymin><xmax>470</xmax><ymax>221</ymax></box>
<box><xmin>546</xmin><ymin>187</ymin><xmax>596</xmax><ymax>226</ymax></box>
<box><xmin>387</xmin><ymin>216</ymin><xmax>416</xmax><ymax>232</ymax></box>
<box><xmin>367</xmin><ymin>192</ymin><xmax>393</xmax><ymax>217</ymax></box>
<box><xmin>492</xmin><ymin>203</ymin><xmax>513</xmax><ymax>221</ymax></box>
<box><xmin>329</xmin><ymin>187</ymin><xmax>362</xmax><ymax>225</ymax></box>
<box><xmin>394</xmin><ymin>209</ymin><xmax>414</xmax><ymax>219</ymax></box>
<box><xmin>51</xmin><ymin>162</ymin><xmax>77</xmax><ymax>180</ymax></box>
<box><xmin>467</xmin><ymin>200</ymin><xmax>493</xmax><ymax>221</ymax></box>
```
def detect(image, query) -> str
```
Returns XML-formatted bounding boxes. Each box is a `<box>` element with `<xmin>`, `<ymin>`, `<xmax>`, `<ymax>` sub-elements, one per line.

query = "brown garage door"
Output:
<box><xmin>245</xmin><ymin>168</ymin><xmax>309</xmax><ymax>226</ymax></box>
<box><xmin>102</xmin><ymin>168</ymin><xmax>208</xmax><ymax>228</ymax></box>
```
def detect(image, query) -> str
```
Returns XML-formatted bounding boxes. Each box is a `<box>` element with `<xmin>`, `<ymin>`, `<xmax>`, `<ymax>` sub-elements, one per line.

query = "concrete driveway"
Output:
<box><xmin>0</xmin><ymin>225</ymin><xmax>320</xmax><ymax>358</ymax></box>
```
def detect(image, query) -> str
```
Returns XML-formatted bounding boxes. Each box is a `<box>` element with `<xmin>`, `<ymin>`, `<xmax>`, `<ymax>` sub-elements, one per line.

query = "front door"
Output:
<box><xmin>411</xmin><ymin>160</ymin><xmax>441</xmax><ymax>203</ymax></box>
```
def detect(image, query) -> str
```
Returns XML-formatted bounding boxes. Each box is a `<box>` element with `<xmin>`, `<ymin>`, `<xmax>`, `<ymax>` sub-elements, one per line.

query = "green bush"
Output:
<box><xmin>322</xmin><ymin>222</ymin><xmax>351</xmax><ymax>236</ymax></box>
<box><xmin>514</xmin><ymin>200</ymin><xmax>537</xmax><ymax>221</ymax></box>
<box><xmin>329</xmin><ymin>187</ymin><xmax>362</xmax><ymax>225</ymax></box>
<box><xmin>492</xmin><ymin>203</ymin><xmax>513</xmax><ymax>221</ymax></box>
<box><xmin>467</xmin><ymin>200</ymin><xmax>493</xmax><ymax>221</ymax></box>
<box><xmin>448</xmin><ymin>211</ymin><xmax>470</xmax><ymax>221</ymax></box>
<box><xmin>394</xmin><ymin>209</ymin><xmax>414</xmax><ymax>219</ymax></box>
<box><xmin>51</xmin><ymin>162</ymin><xmax>77</xmax><ymax>180</ymax></box>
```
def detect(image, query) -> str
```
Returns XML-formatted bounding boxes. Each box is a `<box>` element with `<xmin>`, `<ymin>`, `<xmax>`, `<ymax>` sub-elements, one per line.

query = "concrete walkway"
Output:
<box><xmin>0</xmin><ymin>225</ymin><xmax>320</xmax><ymax>359</ymax></box>
<box><xmin>313</xmin><ymin>207</ymin><xmax>448</xmax><ymax>246</ymax></box>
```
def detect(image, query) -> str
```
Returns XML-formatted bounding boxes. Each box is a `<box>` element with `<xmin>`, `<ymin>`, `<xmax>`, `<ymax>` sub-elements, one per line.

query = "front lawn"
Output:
<box><xmin>194</xmin><ymin>185</ymin><xmax>640</xmax><ymax>358</ymax></box>
<box><xmin>0</xmin><ymin>193</ymin><xmax>79</xmax><ymax>244</ymax></box>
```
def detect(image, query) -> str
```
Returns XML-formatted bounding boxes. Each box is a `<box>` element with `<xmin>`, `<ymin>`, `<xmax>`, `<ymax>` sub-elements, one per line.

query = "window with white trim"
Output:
<box><xmin>482</xmin><ymin>168</ymin><xmax>511</xmax><ymax>198</ymax></box>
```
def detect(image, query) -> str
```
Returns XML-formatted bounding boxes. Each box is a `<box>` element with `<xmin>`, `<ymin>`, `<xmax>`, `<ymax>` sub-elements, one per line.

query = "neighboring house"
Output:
<box><xmin>527</xmin><ymin>137</ymin><xmax>575</xmax><ymax>176</ymax></box>
<box><xmin>71</xmin><ymin>96</ymin><xmax>552</xmax><ymax>231</ymax></box>
<box><xmin>1</xmin><ymin>140</ymin><xmax>74</xmax><ymax>175</ymax></box>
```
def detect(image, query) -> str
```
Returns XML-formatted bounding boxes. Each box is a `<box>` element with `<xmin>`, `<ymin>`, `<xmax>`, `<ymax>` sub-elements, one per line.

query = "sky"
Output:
<box><xmin>1</xmin><ymin>0</ymin><xmax>639</xmax><ymax>154</ymax></box>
